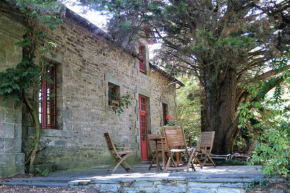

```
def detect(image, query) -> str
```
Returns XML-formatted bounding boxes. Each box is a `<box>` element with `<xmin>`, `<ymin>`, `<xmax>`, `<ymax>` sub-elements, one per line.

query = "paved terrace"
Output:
<box><xmin>0</xmin><ymin>164</ymin><xmax>274</xmax><ymax>192</ymax></box>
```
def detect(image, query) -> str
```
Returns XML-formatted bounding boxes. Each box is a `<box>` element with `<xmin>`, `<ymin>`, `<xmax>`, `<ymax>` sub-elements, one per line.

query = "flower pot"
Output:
<box><xmin>110</xmin><ymin>99</ymin><xmax>120</xmax><ymax>107</ymax></box>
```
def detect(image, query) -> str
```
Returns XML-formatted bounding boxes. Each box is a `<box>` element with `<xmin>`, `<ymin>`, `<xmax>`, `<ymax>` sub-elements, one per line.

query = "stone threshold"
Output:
<box><xmin>68</xmin><ymin>177</ymin><xmax>252</xmax><ymax>193</ymax></box>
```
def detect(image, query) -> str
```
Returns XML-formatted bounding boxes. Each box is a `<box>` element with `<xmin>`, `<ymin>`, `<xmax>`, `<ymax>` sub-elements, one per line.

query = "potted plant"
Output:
<box><xmin>110</xmin><ymin>99</ymin><xmax>120</xmax><ymax>107</ymax></box>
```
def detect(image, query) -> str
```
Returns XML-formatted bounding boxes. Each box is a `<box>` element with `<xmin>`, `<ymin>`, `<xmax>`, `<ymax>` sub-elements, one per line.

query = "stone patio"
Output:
<box><xmin>0</xmin><ymin>164</ymin><xmax>275</xmax><ymax>192</ymax></box>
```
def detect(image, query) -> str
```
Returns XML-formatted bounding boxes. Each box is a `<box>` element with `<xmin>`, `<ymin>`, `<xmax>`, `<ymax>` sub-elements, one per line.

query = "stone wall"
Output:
<box><xmin>0</xmin><ymin>12</ymin><xmax>25</xmax><ymax>177</ymax></box>
<box><xmin>24</xmin><ymin>11</ymin><xmax>178</xmax><ymax>170</ymax></box>
<box><xmin>69</xmin><ymin>177</ymin><xmax>249</xmax><ymax>193</ymax></box>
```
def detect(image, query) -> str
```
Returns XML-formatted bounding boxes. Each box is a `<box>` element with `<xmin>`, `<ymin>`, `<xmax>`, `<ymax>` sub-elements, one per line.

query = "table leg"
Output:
<box><xmin>161</xmin><ymin>138</ymin><xmax>165</xmax><ymax>170</ymax></box>
<box><xmin>176</xmin><ymin>147</ymin><xmax>181</xmax><ymax>165</ymax></box>
<box><xmin>155</xmin><ymin>140</ymin><xmax>159</xmax><ymax>171</ymax></box>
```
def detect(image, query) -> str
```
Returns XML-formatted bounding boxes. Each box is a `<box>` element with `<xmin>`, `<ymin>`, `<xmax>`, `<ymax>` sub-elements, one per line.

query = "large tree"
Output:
<box><xmin>77</xmin><ymin>0</ymin><xmax>290</xmax><ymax>154</ymax></box>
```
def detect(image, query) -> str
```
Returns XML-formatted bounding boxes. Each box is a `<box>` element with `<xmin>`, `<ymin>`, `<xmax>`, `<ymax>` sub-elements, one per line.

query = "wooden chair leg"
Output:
<box><xmin>200</xmin><ymin>152</ymin><xmax>215</xmax><ymax>167</ymax></box>
<box><xmin>112</xmin><ymin>154</ymin><xmax>132</xmax><ymax>172</ymax></box>
<box><xmin>206</xmin><ymin>154</ymin><xmax>216</xmax><ymax>167</ymax></box>
<box><xmin>149</xmin><ymin>154</ymin><xmax>157</xmax><ymax>170</ymax></box>
<box><xmin>121</xmin><ymin>160</ymin><xmax>133</xmax><ymax>171</ymax></box>
<box><xmin>171</xmin><ymin>154</ymin><xmax>177</xmax><ymax>168</ymax></box>
<box><xmin>191</xmin><ymin>159</ymin><xmax>196</xmax><ymax>171</ymax></box>
<box><xmin>201</xmin><ymin>156</ymin><xmax>208</xmax><ymax>167</ymax></box>
<box><xmin>194</xmin><ymin>155</ymin><xmax>203</xmax><ymax>169</ymax></box>
<box><xmin>108</xmin><ymin>159</ymin><xmax>118</xmax><ymax>172</ymax></box>
<box><xmin>165</xmin><ymin>156</ymin><xmax>172</xmax><ymax>172</ymax></box>
<box><xmin>112</xmin><ymin>159</ymin><xmax>123</xmax><ymax>172</ymax></box>
<box><xmin>187</xmin><ymin>150</ymin><xmax>196</xmax><ymax>172</ymax></box>
<box><xmin>165</xmin><ymin>152</ymin><xmax>179</xmax><ymax>171</ymax></box>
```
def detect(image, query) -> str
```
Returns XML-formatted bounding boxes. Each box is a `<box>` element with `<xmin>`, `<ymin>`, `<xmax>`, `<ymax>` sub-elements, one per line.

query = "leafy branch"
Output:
<box><xmin>112</xmin><ymin>92</ymin><xmax>133</xmax><ymax>115</ymax></box>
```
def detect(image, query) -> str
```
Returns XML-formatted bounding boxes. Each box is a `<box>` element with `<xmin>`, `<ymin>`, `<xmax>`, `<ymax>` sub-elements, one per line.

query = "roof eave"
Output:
<box><xmin>65</xmin><ymin>8</ymin><xmax>185</xmax><ymax>87</ymax></box>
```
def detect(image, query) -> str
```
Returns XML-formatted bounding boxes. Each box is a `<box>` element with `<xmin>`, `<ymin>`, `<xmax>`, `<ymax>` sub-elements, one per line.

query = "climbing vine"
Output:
<box><xmin>0</xmin><ymin>0</ymin><xmax>62</xmax><ymax>173</ymax></box>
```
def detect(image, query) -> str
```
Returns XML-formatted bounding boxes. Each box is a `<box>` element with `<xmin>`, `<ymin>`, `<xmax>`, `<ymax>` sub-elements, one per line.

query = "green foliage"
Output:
<box><xmin>39</xmin><ymin>15</ymin><xmax>63</xmax><ymax>30</ymax></box>
<box><xmin>28</xmin><ymin>138</ymin><xmax>51</xmax><ymax>153</ymax></box>
<box><xmin>239</xmin><ymin>73</ymin><xmax>290</xmax><ymax>177</ymax></box>
<box><xmin>176</xmin><ymin>76</ymin><xmax>201</xmax><ymax>136</ymax></box>
<box><xmin>112</xmin><ymin>92</ymin><xmax>133</xmax><ymax>115</ymax></box>
<box><xmin>0</xmin><ymin>59</ymin><xmax>41</xmax><ymax>102</ymax></box>
<box><xmin>251</xmin><ymin>118</ymin><xmax>290</xmax><ymax>177</ymax></box>
<box><xmin>246</xmin><ymin>178</ymin><xmax>270</xmax><ymax>190</ymax></box>
<box><xmin>35</xmin><ymin>168</ymin><xmax>50</xmax><ymax>176</ymax></box>
<box><xmin>192</xmin><ymin>29</ymin><xmax>255</xmax><ymax>53</ymax></box>
<box><xmin>15</xmin><ymin>0</ymin><xmax>63</xmax><ymax>31</ymax></box>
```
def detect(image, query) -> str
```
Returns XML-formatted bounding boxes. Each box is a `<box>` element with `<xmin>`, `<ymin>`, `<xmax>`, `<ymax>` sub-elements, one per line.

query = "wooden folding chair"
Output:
<box><xmin>148</xmin><ymin>134</ymin><xmax>168</xmax><ymax>170</ymax></box>
<box><xmin>103</xmin><ymin>132</ymin><xmax>133</xmax><ymax>172</ymax></box>
<box><xmin>197</xmin><ymin>131</ymin><xmax>216</xmax><ymax>167</ymax></box>
<box><xmin>163</xmin><ymin>126</ymin><xmax>197</xmax><ymax>172</ymax></box>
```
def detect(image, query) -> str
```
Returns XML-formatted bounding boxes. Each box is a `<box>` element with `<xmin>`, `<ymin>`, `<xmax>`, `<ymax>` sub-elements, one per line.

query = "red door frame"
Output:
<box><xmin>139</xmin><ymin>95</ymin><xmax>148</xmax><ymax>161</ymax></box>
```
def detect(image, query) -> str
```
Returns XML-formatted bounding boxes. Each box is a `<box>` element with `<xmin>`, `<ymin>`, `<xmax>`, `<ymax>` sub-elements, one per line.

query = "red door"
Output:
<box><xmin>139</xmin><ymin>95</ymin><xmax>148</xmax><ymax>161</ymax></box>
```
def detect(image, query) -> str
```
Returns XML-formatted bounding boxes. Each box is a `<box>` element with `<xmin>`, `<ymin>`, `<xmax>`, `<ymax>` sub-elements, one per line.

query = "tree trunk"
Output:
<box><xmin>23</xmin><ymin>91</ymin><xmax>41</xmax><ymax>174</ymax></box>
<box><xmin>204</xmin><ymin>68</ymin><xmax>238</xmax><ymax>154</ymax></box>
<box><xmin>200</xmin><ymin>87</ymin><xmax>207</xmax><ymax>132</ymax></box>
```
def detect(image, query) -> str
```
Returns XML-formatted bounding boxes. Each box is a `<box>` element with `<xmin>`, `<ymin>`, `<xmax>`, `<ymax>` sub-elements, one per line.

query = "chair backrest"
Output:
<box><xmin>148</xmin><ymin>134</ymin><xmax>167</xmax><ymax>152</ymax></box>
<box><xmin>103</xmin><ymin>132</ymin><xmax>118</xmax><ymax>156</ymax></box>
<box><xmin>200</xmin><ymin>131</ymin><xmax>215</xmax><ymax>152</ymax></box>
<box><xmin>163</xmin><ymin>126</ymin><xmax>186</xmax><ymax>149</ymax></box>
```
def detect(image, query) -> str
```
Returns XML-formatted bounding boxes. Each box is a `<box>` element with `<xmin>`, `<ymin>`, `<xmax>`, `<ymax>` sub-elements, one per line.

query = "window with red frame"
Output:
<box><xmin>139</xmin><ymin>44</ymin><xmax>146</xmax><ymax>74</ymax></box>
<box><xmin>39</xmin><ymin>64</ymin><xmax>57</xmax><ymax>129</ymax></box>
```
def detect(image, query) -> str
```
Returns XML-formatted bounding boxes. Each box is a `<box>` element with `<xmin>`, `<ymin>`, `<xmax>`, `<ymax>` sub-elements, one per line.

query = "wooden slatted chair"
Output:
<box><xmin>148</xmin><ymin>134</ymin><xmax>168</xmax><ymax>170</ymax></box>
<box><xmin>163</xmin><ymin>126</ymin><xmax>197</xmax><ymax>172</ymax></box>
<box><xmin>198</xmin><ymin>131</ymin><xmax>216</xmax><ymax>167</ymax></box>
<box><xmin>103</xmin><ymin>132</ymin><xmax>133</xmax><ymax>172</ymax></box>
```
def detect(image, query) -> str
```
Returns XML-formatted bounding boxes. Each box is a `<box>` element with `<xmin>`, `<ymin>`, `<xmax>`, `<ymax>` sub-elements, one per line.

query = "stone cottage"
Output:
<box><xmin>0</xmin><ymin>5</ymin><xmax>184</xmax><ymax>177</ymax></box>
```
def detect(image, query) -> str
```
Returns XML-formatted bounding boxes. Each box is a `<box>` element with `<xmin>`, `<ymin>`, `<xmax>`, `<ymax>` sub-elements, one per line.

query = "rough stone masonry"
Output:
<box><xmin>0</xmin><ymin>12</ymin><xmax>25</xmax><ymax>177</ymax></box>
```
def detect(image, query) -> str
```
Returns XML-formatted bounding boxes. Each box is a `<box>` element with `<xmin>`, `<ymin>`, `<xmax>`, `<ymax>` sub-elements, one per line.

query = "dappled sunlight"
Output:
<box><xmin>79</xmin><ymin>165</ymin><xmax>264</xmax><ymax>181</ymax></box>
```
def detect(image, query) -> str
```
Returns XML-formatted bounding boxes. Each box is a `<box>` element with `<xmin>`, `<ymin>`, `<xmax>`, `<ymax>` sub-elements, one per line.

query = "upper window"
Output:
<box><xmin>139</xmin><ymin>44</ymin><xmax>146</xmax><ymax>74</ymax></box>
<box><xmin>39</xmin><ymin>64</ymin><xmax>57</xmax><ymax>129</ymax></box>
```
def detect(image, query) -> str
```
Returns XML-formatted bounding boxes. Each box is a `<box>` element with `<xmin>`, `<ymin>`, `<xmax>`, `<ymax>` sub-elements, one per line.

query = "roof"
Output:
<box><xmin>65</xmin><ymin>8</ymin><xmax>184</xmax><ymax>87</ymax></box>
<box><xmin>149</xmin><ymin>63</ymin><xmax>184</xmax><ymax>86</ymax></box>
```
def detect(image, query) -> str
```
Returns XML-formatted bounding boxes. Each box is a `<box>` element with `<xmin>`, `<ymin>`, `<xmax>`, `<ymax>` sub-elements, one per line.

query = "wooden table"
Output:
<box><xmin>149</xmin><ymin>137</ymin><xmax>166</xmax><ymax>171</ymax></box>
